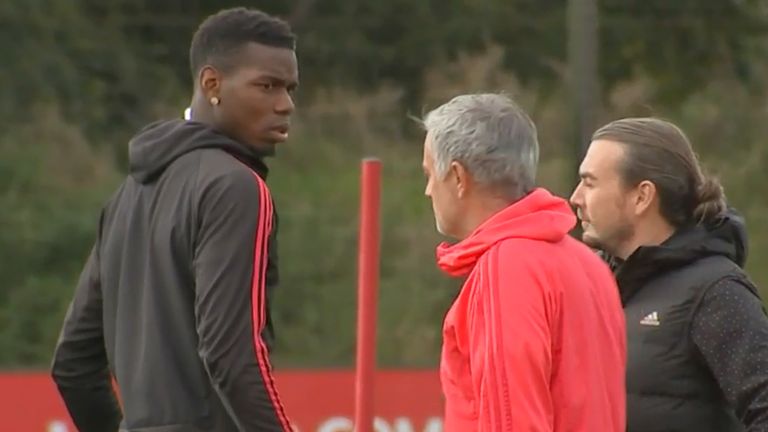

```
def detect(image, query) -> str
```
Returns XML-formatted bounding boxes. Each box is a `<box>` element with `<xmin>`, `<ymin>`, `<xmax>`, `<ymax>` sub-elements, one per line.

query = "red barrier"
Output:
<box><xmin>355</xmin><ymin>158</ymin><xmax>383</xmax><ymax>432</ymax></box>
<box><xmin>0</xmin><ymin>370</ymin><xmax>443</xmax><ymax>432</ymax></box>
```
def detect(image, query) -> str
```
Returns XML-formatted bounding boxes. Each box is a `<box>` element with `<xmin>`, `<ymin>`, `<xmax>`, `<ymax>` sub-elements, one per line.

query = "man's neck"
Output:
<box><xmin>616</xmin><ymin>219</ymin><xmax>676</xmax><ymax>260</ymax></box>
<box><xmin>189</xmin><ymin>93</ymin><xmax>214</xmax><ymax>124</ymax></box>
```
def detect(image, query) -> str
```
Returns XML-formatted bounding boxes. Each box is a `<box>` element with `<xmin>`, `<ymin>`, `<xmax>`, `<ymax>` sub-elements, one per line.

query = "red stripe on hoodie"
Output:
<box><xmin>249</xmin><ymin>172</ymin><xmax>292</xmax><ymax>431</ymax></box>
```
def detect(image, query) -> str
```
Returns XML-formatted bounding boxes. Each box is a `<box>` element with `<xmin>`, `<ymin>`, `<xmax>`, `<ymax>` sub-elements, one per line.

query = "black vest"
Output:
<box><xmin>614</xmin><ymin>215</ymin><xmax>755</xmax><ymax>432</ymax></box>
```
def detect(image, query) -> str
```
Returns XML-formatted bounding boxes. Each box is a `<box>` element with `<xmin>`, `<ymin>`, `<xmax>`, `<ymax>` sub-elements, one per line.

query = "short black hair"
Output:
<box><xmin>189</xmin><ymin>7</ymin><xmax>296</xmax><ymax>78</ymax></box>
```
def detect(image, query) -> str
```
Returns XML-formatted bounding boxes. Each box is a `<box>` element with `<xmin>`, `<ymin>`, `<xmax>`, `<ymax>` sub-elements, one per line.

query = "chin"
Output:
<box><xmin>437</xmin><ymin>225</ymin><xmax>462</xmax><ymax>241</ymax></box>
<box><xmin>435</xmin><ymin>220</ymin><xmax>453</xmax><ymax>238</ymax></box>
<box><xmin>581</xmin><ymin>232</ymin><xmax>604</xmax><ymax>251</ymax></box>
<box><xmin>250</xmin><ymin>141</ymin><xmax>277</xmax><ymax>156</ymax></box>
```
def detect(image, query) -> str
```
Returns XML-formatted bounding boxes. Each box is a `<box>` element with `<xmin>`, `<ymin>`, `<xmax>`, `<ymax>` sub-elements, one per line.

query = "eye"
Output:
<box><xmin>578</xmin><ymin>177</ymin><xmax>593</xmax><ymax>189</ymax></box>
<box><xmin>256</xmin><ymin>82</ymin><xmax>275</xmax><ymax>91</ymax></box>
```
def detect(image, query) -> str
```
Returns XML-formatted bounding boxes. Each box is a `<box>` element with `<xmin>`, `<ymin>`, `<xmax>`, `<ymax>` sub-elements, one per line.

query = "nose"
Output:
<box><xmin>274</xmin><ymin>89</ymin><xmax>295</xmax><ymax>115</ymax></box>
<box><xmin>569</xmin><ymin>182</ymin><xmax>584</xmax><ymax>208</ymax></box>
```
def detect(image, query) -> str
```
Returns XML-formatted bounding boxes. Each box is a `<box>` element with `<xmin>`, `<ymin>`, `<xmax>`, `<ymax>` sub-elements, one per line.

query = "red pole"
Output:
<box><xmin>354</xmin><ymin>158</ymin><xmax>382</xmax><ymax>432</ymax></box>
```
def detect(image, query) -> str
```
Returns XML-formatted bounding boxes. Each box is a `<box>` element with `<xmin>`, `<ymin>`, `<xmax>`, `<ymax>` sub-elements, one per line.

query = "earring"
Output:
<box><xmin>210</xmin><ymin>96</ymin><xmax>220</xmax><ymax>106</ymax></box>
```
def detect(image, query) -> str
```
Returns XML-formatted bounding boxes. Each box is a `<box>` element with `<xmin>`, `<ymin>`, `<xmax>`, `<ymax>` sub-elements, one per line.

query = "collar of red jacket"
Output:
<box><xmin>436</xmin><ymin>188</ymin><xmax>577</xmax><ymax>277</ymax></box>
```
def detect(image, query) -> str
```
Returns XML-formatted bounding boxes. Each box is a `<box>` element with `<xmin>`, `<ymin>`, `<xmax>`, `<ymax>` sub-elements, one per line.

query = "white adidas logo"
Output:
<box><xmin>640</xmin><ymin>311</ymin><xmax>661</xmax><ymax>326</ymax></box>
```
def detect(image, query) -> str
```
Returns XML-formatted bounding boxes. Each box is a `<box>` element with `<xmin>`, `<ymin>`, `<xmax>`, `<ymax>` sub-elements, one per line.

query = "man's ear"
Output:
<box><xmin>450</xmin><ymin>161</ymin><xmax>472</xmax><ymax>199</ymax></box>
<box><xmin>199</xmin><ymin>65</ymin><xmax>221</xmax><ymax>100</ymax></box>
<box><xmin>634</xmin><ymin>180</ymin><xmax>657</xmax><ymax>216</ymax></box>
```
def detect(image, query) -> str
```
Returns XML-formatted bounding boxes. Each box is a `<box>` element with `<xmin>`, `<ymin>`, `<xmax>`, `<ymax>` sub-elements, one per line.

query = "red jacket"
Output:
<box><xmin>437</xmin><ymin>188</ymin><xmax>626</xmax><ymax>432</ymax></box>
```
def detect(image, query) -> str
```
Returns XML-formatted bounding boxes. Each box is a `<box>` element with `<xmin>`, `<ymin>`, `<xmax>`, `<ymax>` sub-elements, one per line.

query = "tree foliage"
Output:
<box><xmin>1</xmin><ymin>0</ymin><xmax>766</xmax><ymax>368</ymax></box>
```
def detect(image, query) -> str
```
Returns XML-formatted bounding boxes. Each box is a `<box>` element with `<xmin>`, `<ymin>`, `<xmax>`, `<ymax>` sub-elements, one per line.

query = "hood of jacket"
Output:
<box><xmin>436</xmin><ymin>188</ymin><xmax>577</xmax><ymax>277</ymax></box>
<box><xmin>128</xmin><ymin>119</ymin><xmax>270</xmax><ymax>184</ymax></box>
<box><xmin>613</xmin><ymin>209</ymin><xmax>748</xmax><ymax>303</ymax></box>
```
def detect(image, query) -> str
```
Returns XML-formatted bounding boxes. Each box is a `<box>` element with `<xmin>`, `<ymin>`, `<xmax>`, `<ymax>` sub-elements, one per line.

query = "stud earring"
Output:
<box><xmin>210</xmin><ymin>96</ymin><xmax>220</xmax><ymax>106</ymax></box>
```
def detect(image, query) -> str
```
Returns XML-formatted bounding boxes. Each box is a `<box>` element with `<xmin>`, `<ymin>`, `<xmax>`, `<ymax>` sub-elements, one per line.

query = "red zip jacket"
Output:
<box><xmin>436</xmin><ymin>188</ymin><xmax>626</xmax><ymax>432</ymax></box>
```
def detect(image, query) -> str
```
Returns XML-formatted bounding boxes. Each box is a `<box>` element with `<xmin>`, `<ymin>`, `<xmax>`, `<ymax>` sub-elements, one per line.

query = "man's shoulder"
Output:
<box><xmin>677</xmin><ymin>255</ymin><xmax>755</xmax><ymax>301</ymax></box>
<box><xmin>194</xmin><ymin>148</ymin><xmax>257</xmax><ymax>176</ymax></box>
<box><xmin>491</xmin><ymin>235</ymin><xmax>615</xmax><ymax>281</ymax></box>
<box><xmin>493</xmin><ymin>234</ymin><xmax>595</xmax><ymax>260</ymax></box>
<box><xmin>664</xmin><ymin>254</ymin><xmax>746</xmax><ymax>288</ymax></box>
<box><xmin>490</xmin><ymin>237</ymin><xmax>559</xmax><ymax>271</ymax></box>
<box><xmin>191</xmin><ymin>149</ymin><xmax>266</xmax><ymax>193</ymax></box>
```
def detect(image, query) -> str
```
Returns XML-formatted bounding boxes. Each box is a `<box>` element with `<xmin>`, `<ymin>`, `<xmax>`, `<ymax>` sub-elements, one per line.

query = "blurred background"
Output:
<box><xmin>1</xmin><ymin>0</ymin><xmax>768</xmax><ymax>429</ymax></box>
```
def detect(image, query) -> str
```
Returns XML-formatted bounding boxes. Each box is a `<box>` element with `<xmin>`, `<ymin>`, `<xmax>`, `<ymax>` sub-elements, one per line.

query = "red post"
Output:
<box><xmin>354</xmin><ymin>158</ymin><xmax>382</xmax><ymax>432</ymax></box>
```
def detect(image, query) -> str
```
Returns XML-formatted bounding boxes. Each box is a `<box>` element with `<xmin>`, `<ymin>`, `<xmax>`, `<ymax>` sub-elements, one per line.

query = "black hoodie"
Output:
<box><xmin>612</xmin><ymin>211</ymin><xmax>768</xmax><ymax>432</ymax></box>
<box><xmin>51</xmin><ymin>119</ymin><xmax>292</xmax><ymax>432</ymax></box>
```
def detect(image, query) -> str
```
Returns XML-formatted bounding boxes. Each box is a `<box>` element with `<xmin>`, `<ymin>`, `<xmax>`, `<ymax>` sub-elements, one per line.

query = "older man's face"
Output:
<box><xmin>423</xmin><ymin>133</ymin><xmax>462</xmax><ymax>238</ymax></box>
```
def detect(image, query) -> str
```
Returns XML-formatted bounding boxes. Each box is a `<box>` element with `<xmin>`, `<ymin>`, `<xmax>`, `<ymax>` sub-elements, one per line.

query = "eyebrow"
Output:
<box><xmin>579</xmin><ymin>171</ymin><xmax>597</xmax><ymax>181</ymax></box>
<box><xmin>253</xmin><ymin>75</ymin><xmax>300</xmax><ymax>89</ymax></box>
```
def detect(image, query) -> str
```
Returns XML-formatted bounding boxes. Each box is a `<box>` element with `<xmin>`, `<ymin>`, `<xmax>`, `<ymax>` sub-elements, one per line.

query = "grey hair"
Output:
<box><xmin>422</xmin><ymin>93</ymin><xmax>539</xmax><ymax>198</ymax></box>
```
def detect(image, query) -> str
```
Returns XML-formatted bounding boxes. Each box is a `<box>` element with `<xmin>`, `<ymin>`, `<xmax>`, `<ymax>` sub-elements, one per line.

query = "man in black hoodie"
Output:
<box><xmin>570</xmin><ymin>117</ymin><xmax>768</xmax><ymax>431</ymax></box>
<box><xmin>51</xmin><ymin>7</ymin><xmax>298</xmax><ymax>432</ymax></box>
